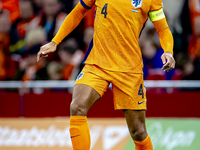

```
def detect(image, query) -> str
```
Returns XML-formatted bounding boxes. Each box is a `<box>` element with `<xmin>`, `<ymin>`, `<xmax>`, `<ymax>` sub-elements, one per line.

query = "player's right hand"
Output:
<box><xmin>37</xmin><ymin>41</ymin><xmax>57</xmax><ymax>62</ymax></box>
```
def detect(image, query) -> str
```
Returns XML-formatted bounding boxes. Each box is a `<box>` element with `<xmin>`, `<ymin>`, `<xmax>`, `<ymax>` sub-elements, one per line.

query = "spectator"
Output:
<box><xmin>47</xmin><ymin>61</ymin><xmax>64</xmax><ymax>80</ymax></box>
<box><xmin>58</xmin><ymin>38</ymin><xmax>84</xmax><ymax>80</ymax></box>
<box><xmin>9</xmin><ymin>0</ymin><xmax>35</xmax><ymax>56</ymax></box>
<box><xmin>83</xmin><ymin>5</ymin><xmax>95</xmax><ymax>51</ymax></box>
<box><xmin>14</xmin><ymin>27</ymin><xmax>47</xmax><ymax>81</ymax></box>
<box><xmin>29</xmin><ymin>0</ymin><xmax>67</xmax><ymax>42</ymax></box>
<box><xmin>176</xmin><ymin>53</ymin><xmax>194</xmax><ymax>79</ymax></box>
<box><xmin>173</xmin><ymin>0</ymin><xmax>200</xmax><ymax>80</ymax></box>
<box><xmin>0</xmin><ymin>0</ymin><xmax>20</xmax><ymax>23</ymax></box>
<box><xmin>188</xmin><ymin>0</ymin><xmax>200</xmax><ymax>59</ymax></box>
<box><xmin>84</xmin><ymin>6</ymin><xmax>95</xmax><ymax>29</ymax></box>
<box><xmin>67</xmin><ymin>0</ymin><xmax>95</xmax><ymax>50</ymax></box>
<box><xmin>176</xmin><ymin>53</ymin><xmax>200</xmax><ymax>80</ymax></box>
<box><xmin>32</xmin><ymin>0</ymin><xmax>43</xmax><ymax>15</ymax></box>
<box><xmin>141</xmin><ymin>39</ymin><xmax>175</xmax><ymax>80</ymax></box>
<box><xmin>176</xmin><ymin>0</ymin><xmax>192</xmax><ymax>55</ymax></box>
<box><xmin>0</xmin><ymin>10</ymin><xmax>16</xmax><ymax>80</ymax></box>
<box><xmin>83</xmin><ymin>27</ymin><xmax>94</xmax><ymax>51</ymax></box>
<box><xmin>0</xmin><ymin>1</ymin><xmax>1</xmax><ymax>11</ymax></box>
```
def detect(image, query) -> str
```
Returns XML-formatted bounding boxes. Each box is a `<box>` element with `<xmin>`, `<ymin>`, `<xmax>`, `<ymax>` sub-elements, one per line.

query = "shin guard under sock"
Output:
<box><xmin>70</xmin><ymin>116</ymin><xmax>90</xmax><ymax>150</ymax></box>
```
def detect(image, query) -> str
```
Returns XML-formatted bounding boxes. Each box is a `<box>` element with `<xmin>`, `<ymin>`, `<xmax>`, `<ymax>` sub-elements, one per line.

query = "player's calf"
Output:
<box><xmin>123</xmin><ymin>110</ymin><xmax>153</xmax><ymax>149</ymax></box>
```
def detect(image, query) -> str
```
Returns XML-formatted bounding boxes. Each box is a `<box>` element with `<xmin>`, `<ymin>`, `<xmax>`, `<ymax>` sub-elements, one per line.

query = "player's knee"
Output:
<box><xmin>70</xmin><ymin>99</ymin><xmax>88</xmax><ymax>116</ymax></box>
<box><xmin>129</xmin><ymin>127</ymin><xmax>147</xmax><ymax>141</ymax></box>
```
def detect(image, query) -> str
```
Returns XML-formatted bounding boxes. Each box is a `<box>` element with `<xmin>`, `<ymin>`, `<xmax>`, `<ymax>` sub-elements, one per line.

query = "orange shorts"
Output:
<box><xmin>75</xmin><ymin>64</ymin><xmax>146</xmax><ymax>110</ymax></box>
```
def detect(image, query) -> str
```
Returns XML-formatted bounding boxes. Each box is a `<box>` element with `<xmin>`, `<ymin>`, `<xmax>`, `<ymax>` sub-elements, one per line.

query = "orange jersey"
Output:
<box><xmin>52</xmin><ymin>0</ymin><xmax>172</xmax><ymax>72</ymax></box>
<box><xmin>82</xmin><ymin>0</ymin><xmax>163</xmax><ymax>73</ymax></box>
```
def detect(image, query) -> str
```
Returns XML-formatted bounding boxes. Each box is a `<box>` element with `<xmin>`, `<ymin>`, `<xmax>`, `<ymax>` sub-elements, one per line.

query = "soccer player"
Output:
<box><xmin>37</xmin><ymin>0</ymin><xmax>175</xmax><ymax>149</ymax></box>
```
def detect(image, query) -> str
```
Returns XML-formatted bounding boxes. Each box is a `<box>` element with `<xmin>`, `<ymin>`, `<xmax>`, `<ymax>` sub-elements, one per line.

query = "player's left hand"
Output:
<box><xmin>161</xmin><ymin>52</ymin><xmax>175</xmax><ymax>72</ymax></box>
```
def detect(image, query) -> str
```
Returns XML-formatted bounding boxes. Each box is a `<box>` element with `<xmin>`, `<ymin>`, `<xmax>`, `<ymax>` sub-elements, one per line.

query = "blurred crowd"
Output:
<box><xmin>0</xmin><ymin>0</ymin><xmax>95</xmax><ymax>82</ymax></box>
<box><xmin>0</xmin><ymin>0</ymin><xmax>200</xmax><ymax>82</ymax></box>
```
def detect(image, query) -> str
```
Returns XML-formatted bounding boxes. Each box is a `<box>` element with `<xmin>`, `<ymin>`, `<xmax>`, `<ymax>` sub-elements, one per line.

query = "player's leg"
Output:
<box><xmin>70</xmin><ymin>84</ymin><xmax>101</xmax><ymax>116</ymax></box>
<box><xmin>123</xmin><ymin>109</ymin><xmax>153</xmax><ymax>150</ymax></box>
<box><xmin>111</xmin><ymin>71</ymin><xmax>153</xmax><ymax>149</ymax></box>
<box><xmin>69</xmin><ymin>65</ymin><xmax>109</xmax><ymax>150</ymax></box>
<box><xmin>70</xmin><ymin>84</ymin><xmax>101</xmax><ymax>150</ymax></box>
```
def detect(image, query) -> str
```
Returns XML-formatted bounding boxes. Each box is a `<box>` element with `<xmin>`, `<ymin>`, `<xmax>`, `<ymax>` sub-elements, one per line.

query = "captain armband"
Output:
<box><xmin>149</xmin><ymin>8</ymin><xmax>165</xmax><ymax>22</ymax></box>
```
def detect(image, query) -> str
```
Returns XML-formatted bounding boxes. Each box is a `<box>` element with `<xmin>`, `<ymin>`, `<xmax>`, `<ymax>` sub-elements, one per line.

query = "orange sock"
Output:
<box><xmin>70</xmin><ymin>116</ymin><xmax>90</xmax><ymax>150</ymax></box>
<box><xmin>133</xmin><ymin>134</ymin><xmax>153</xmax><ymax>150</ymax></box>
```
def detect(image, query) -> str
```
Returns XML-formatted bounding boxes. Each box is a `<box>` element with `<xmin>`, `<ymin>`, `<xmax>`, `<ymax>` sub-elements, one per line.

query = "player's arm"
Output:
<box><xmin>149</xmin><ymin>9</ymin><xmax>175</xmax><ymax>71</ymax></box>
<box><xmin>37</xmin><ymin>2</ymin><xmax>90</xmax><ymax>62</ymax></box>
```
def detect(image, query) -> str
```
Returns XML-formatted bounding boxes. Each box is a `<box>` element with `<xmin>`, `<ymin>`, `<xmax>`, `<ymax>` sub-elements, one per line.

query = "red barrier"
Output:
<box><xmin>0</xmin><ymin>92</ymin><xmax>20</xmax><ymax>117</ymax></box>
<box><xmin>0</xmin><ymin>90</ymin><xmax>200</xmax><ymax>118</ymax></box>
<box><xmin>146</xmin><ymin>92</ymin><xmax>200</xmax><ymax>117</ymax></box>
<box><xmin>23</xmin><ymin>89</ymin><xmax>124</xmax><ymax>117</ymax></box>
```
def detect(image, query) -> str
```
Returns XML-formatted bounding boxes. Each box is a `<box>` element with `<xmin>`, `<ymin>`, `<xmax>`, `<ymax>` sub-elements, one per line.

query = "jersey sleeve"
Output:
<box><xmin>52</xmin><ymin>2</ymin><xmax>88</xmax><ymax>44</ymax></box>
<box><xmin>80</xmin><ymin>0</ymin><xmax>95</xmax><ymax>9</ymax></box>
<box><xmin>153</xmin><ymin>18</ymin><xmax>174</xmax><ymax>55</ymax></box>
<box><xmin>150</xmin><ymin>0</ymin><xmax>163</xmax><ymax>11</ymax></box>
<box><xmin>149</xmin><ymin>0</ymin><xmax>165</xmax><ymax>22</ymax></box>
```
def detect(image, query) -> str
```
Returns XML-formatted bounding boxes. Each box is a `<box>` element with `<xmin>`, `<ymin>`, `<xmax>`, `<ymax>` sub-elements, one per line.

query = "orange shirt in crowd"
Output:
<box><xmin>62</xmin><ymin>64</ymin><xmax>75</xmax><ymax>80</ymax></box>
<box><xmin>84</xmin><ymin>6</ymin><xmax>95</xmax><ymax>28</ymax></box>
<box><xmin>188</xmin><ymin>0</ymin><xmax>200</xmax><ymax>58</ymax></box>
<box><xmin>0</xmin><ymin>34</ymin><xmax>16</xmax><ymax>79</ymax></box>
<box><xmin>1</xmin><ymin>0</ymin><xmax>20</xmax><ymax>22</ymax></box>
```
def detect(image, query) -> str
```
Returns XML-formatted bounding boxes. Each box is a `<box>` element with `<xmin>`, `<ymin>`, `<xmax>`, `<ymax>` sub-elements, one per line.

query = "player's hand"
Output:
<box><xmin>37</xmin><ymin>41</ymin><xmax>57</xmax><ymax>62</ymax></box>
<box><xmin>161</xmin><ymin>52</ymin><xmax>175</xmax><ymax>72</ymax></box>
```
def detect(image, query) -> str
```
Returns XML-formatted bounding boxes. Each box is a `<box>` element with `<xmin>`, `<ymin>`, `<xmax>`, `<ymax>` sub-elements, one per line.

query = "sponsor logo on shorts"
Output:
<box><xmin>138</xmin><ymin>101</ymin><xmax>145</xmax><ymax>105</ymax></box>
<box><xmin>70</xmin><ymin>134</ymin><xmax>80</xmax><ymax>138</ymax></box>
<box><xmin>76</xmin><ymin>72</ymin><xmax>84</xmax><ymax>81</ymax></box>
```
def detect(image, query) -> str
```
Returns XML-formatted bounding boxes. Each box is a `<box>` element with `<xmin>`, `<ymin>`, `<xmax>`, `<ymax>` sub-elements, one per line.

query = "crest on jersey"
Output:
<box><xmin>76</xmin><ymin>72</ymin><xmax>84</xmax><ymax>81</ymax></box>
<box><xmin>131</xmin><ymin>0</ymin><xmax>143</xmax><ymax>8</ymax></box>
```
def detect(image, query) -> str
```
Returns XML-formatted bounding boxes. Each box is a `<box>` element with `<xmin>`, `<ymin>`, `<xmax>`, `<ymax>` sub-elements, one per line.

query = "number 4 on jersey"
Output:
<box><xmin>101</xmin><ymin>3</ymin><xmax>108</xmax><ymax>18</ymax></box>
<box><xmin>138</xmin><ymin>84</ymin><xmax>144</xmax><ymax>98</ymax></box>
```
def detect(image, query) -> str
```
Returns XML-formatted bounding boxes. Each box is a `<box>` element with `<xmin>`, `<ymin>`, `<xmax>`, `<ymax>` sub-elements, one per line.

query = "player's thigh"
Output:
<box><xmin>71</xmin><ymin>65</ymin><xmax>110</xmax><ymax>116</ymax></box>
<box><xmin>123</xmin><ymin>109</ymin><xmax>147</xmax><ymax>141</ymax></box>
<box><xmin>71</xmin><ymin>84</ymin><xmax>101</xmax><ymax>116</ymax></box>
